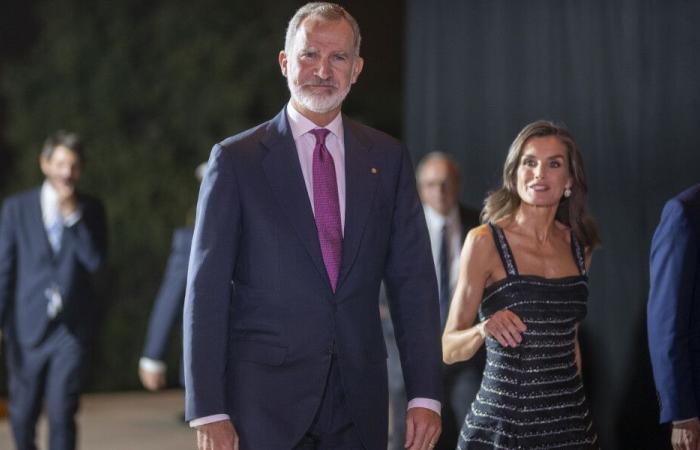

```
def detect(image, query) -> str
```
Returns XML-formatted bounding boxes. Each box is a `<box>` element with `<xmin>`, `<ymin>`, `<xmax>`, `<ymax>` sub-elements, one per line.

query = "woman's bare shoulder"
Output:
<box><xmin>465</xmin><ymin>224</ymin><xmax>498</xmax><ymax>259</ymax></box>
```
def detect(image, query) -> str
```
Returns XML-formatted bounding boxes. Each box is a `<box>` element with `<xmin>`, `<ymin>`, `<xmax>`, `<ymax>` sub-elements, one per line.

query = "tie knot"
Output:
<box><xmin>310</xmin><ymin>128</ymin><xmax>331</xmax><ymax>145</ymax></box>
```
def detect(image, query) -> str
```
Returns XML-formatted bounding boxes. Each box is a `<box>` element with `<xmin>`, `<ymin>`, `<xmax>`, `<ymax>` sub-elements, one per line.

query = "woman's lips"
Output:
<box><xmin>529</xmin><ymin>183</ymin><xmax>549</xmax><ymax>191</ymax></box>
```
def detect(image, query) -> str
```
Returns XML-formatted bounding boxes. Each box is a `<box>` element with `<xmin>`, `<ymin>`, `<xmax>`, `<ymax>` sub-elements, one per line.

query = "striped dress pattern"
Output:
<box><xmin>457</xmin><ymin>223</ymin><xmax>598</xmax><ymax>449</ymax></box>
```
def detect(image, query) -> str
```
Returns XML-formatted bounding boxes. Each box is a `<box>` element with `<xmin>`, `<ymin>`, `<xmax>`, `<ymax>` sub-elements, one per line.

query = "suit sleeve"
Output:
<box><xmin>142</xmin><ymin>229</ymin><xmax>191</xmax><ymax>360</ymax></box>
<box><xmin>184</xmin><ymin>144</ymin><xmax>240</xmax><ymax>421</ymax></box>
<box><xmin>63</xmin><ymin>197</ymin><xmax>108</xmax><ymax>273</ymax></box>
<box><xmin>0</xmin><ymin>199</ymin><xmax>17</xmax><ymax>328</ymax></box>
<box><xmin>383</xmin><ymin>145</ymin><xmax>443</xmax><ymax>404</ymax></box>
<box><xmin>648</xmin><ymin>198</ymin><xmax>699</xmax><ymax>423</ymax></box>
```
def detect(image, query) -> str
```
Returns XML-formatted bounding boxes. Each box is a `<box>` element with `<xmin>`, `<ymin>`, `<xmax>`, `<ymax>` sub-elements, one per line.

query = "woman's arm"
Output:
<box><xmin>442</xmin><ymin>224</ymin><xmax>528</xmax><ymax>364</ymax></box>
<box><xmin>442</xmin><ymin>226</ymin><xmax>491</xmax><ymax>364</ymax></box>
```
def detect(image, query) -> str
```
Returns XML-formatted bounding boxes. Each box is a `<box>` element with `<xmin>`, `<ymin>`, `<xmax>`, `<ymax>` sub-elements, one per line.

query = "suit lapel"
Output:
<box><xmin>261</xmin><ymin>109</ymin><xmax>330</xmax><ymax>287</ymax></box>
<box><xmin>337</xmin><ymin>118</ymin><xmax>379</xmax><ymax>290</ymax></box>
<box><xmin>29</xmin><ymin>188</ymin><xmax>55</xmax><ymax>260</ymax></box>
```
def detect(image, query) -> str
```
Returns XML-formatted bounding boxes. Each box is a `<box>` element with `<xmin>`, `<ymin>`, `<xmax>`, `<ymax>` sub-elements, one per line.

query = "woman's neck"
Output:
<box><xmin>512</xmin><ymin>203</ymin><xmax>560</xmax><ymax>244</ymax></box>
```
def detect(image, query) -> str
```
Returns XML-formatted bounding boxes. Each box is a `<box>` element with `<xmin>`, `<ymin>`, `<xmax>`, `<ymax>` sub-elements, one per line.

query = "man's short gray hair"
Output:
<box><xmin>284</xmin><ymin>2</ymin><xmax>361</xmax><ymax>57</ymax></box>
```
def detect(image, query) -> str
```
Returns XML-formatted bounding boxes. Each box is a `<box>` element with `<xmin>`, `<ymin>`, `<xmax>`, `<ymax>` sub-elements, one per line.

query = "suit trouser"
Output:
<box><xmin>6</xmin><ymin>323</ymin><xmax>85</xmax><ymax>450</ymax></box>
<box><xmin>293</xmin><ymin>356</ymin><xmax>365</xmax><ymax>450</ymax></box>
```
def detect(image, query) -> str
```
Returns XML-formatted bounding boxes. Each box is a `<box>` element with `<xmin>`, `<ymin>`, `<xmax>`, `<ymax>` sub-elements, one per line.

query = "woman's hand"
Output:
<box><xmin>482</xmin><ymin>310</ymin><xmax>527</xmax><ymax>347</ymax></box>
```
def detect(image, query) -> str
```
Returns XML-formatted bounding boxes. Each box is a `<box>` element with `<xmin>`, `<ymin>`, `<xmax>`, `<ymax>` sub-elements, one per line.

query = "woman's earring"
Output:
<box><xmin>564</xmin><ymin>188</ymin><xmax>572</xmax><ymax>198</ymax></box>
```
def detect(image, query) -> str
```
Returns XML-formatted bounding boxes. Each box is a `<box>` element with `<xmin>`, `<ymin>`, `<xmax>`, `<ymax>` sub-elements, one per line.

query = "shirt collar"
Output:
<box><xmin>40</xmin><ymin>180</ymin><xmax>61</xmax><ymax>224</ymax></box>
<box><xmin>286</xmin><ymin>101</ymin><xmax>344</xmax><ymax>143</ymax></box>
<box><xmin>423</xmin><ymin>204</ymin><xmax>460</xmax><ymax>229</ymax></box>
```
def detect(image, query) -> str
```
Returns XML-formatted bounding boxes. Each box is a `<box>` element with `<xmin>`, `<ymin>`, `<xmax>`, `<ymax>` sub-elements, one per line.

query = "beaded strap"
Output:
<box><xmin>489</xmin><ymin>223</ymin><xmax>519</xmax><ymax>277</ymax></box>
<box><xmin>570</xmin><ymin>232</ymin><xmax>587</xmax><ymax>276</ymax></box>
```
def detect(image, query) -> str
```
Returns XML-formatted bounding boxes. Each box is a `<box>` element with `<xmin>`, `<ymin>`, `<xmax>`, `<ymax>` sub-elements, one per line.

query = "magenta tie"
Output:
<box><xmin>311</xmin><ymin>128</ymin><xmax>343</xmax><ymax>292</ymax></box>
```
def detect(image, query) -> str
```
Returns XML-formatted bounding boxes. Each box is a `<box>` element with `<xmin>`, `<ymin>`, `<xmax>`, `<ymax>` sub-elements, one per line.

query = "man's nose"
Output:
<box><xmin>315</xmin><ymin>58</ymin><xmax>332</xmax><ymax>80</ymax></box>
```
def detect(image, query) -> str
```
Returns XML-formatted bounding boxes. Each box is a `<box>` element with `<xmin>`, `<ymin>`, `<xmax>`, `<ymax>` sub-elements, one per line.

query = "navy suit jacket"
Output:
<box><xmin>648</xmin><ymin>183</ymin><xmax>700</xmax><ymax>423</ymax></box>
<box><xmin>142</xmin><ymin>227</ymin><xmax>192</xmax><ymax>361</ymax></box>
<box><xmin>0</xmin><ymin>187</ymin><xmax>107</xmax><ymax>347</ymax></box>
<box><xmin>184</xmin><ymin>108</ymin><xmax>443</xmax><ymax>449</ymax></box>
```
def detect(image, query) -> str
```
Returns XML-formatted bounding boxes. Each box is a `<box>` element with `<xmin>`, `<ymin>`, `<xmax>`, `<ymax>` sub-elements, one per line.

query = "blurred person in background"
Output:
<box><xmin>138</xmin><ymin>163</ymin><xmax>206</xmax><ymax>393</ymax></box>
<box><xmin>383</xmin><ymin>152</ymin><xmax>484</xmax><ymax>449</ymax></box>
<box><xmin>0</xmin><ymin>130</ymin><xmax>107</xmax><ymax>450</ymax></box>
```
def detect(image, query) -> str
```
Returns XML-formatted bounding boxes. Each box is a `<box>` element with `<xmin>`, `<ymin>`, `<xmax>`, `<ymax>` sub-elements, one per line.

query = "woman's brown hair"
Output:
<box><xmin>482</xmin><ymin>120</ymin><xmax>601</xmax><ymax>249</ymax></box>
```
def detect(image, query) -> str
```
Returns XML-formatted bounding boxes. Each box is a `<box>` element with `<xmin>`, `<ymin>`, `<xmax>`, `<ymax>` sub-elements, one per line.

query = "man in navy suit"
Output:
<box><xmin>0</xmin><ymin>131</ymin><xmax>107</xmax><ymax>450</ymax></box>
<box><xmin>184</xmin><ymin>3</ymin><xmax>443</xmax><ymax>449</ymax></box>
<box><xmin>648</xmin><ymin>183</ymin><xmax>700</xmax><ymax>450</ymax></box>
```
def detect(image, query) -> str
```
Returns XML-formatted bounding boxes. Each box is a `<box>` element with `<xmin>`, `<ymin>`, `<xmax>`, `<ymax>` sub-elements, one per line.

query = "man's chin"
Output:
<box><xmin>51</xmin><ymin>181</ymin><xmax>76</xmax><ymax>192</ymax></box>
<box><xmin>296</xmin><ymin>96</ymin><xmax>343</xmax><ymax>115</ymax></box>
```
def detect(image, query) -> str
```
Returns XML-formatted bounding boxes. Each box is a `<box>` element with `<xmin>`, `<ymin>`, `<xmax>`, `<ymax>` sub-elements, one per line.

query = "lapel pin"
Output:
<box><xmin>371</xmin><ymin>167</ymin><xmax>378</xmax><ymax>174</ymax></box>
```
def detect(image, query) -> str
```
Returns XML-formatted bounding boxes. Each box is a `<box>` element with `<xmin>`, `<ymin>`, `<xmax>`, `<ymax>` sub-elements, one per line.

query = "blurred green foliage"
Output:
<box><xmin>0</xmin><ymin>0</ymin><xmax>300</xmax><ymax>390</ymax></box>
<box><xmin>0</xmin><ymin>0</ymin><xmax>403</xmax><ymax>392</ymax></box>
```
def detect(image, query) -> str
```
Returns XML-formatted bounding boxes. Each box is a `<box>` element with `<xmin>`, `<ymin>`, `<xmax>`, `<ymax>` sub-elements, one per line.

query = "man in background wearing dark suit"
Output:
<box><xmin>0</xmin><ymin>131</ymin><xmax>107</xmax><ymax>450</ymax></box>
<box><xmin>384</xmin><ymin>152</ymin><xmax>485</xmax><ymax>450</ymax></box>
<box><xmin>138</xmin><ymin>163</ymin><xmax>205</xmax><ymax>392</ymax></box>
<box><xmin>648</xmin><ymin>183</ymin><xmax>700</xmax><ymax>450</ymax></box>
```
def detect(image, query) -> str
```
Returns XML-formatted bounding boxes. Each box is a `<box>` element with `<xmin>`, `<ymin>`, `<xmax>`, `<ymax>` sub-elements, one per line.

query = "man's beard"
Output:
<box><xmin>288</xmin><ymin>76</ymin><xmax>351</xmax><ymax>114</ymax></box>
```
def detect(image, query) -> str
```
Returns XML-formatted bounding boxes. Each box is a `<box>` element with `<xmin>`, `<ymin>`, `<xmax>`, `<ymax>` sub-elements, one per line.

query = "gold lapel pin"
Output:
<box><xmin>371</xmin><ymin>167</ymin><xmax>378</xmax><ymax>174</ymax></box>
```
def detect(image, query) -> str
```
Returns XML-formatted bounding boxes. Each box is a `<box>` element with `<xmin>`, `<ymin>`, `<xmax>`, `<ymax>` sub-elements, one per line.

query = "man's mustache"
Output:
<box><xmin>301</xmin><ymin>78</ymin><xmax>338</xmax><ymax>88</ymax></box>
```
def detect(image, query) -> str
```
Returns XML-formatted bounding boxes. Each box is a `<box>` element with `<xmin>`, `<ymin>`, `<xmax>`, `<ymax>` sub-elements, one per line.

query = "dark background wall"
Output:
<box><xmin>405</xmin><ymin>0</ymin><xmax>700</xmax><ymax>448</ymax></box>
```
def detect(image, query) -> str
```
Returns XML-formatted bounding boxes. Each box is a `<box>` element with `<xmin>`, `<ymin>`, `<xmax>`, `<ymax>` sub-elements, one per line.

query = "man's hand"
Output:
<box><xmin>197</xmin><ymin>420</ymin><xmax>238</xmax><ymax>450</ymax></box>
<box><xmin>404</xmin><ymin>407</ymin><xmax>441</xmax><ymax>450</ymax></box>
<box><xmin>55</xmin><ymin>182</ymin><xmax>78</xmax><ymax>218</ymax></box>
<box><xmin>672</xmin><ymin>418</ymin><xmax>700</xmax><ymax>450</ymax></box>
<box><xmin>138</xmin><ymin>367</ymin><xmax>166</xmax><ymax>391</ymax></box>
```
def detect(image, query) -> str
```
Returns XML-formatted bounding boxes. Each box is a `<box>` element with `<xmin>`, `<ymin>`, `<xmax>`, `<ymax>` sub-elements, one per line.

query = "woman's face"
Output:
<box><xmin>515</xmin><ymin>136</ymin><xmax>572</xmax><ymax>207</ymax></box>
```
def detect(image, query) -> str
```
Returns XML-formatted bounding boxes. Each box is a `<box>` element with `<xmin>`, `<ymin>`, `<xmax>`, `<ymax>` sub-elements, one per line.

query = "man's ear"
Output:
<box><xmin>350</xmin><ymin>56</ymin><xmax>364</xmax><ymax>84</ymax></box>
<box><xmin>39</xmin><ymin>156</ymin><xmax>49</xmax><ymax>177</ymax></box>
<box><xmin>279</xmin><ymin>50</ymin><xmax>288</xmax><ymax>77</ymax></box>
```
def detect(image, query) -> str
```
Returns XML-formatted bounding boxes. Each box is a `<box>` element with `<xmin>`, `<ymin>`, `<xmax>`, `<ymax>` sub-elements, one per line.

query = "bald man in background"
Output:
<box><xmin>385</xmin><ymin>152</ymin><xmax>485</xmax><ymax>450</ymax></box>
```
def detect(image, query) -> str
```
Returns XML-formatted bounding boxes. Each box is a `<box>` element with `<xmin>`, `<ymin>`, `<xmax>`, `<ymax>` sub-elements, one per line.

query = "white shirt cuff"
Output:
<box><xmin>138</xmin><ymin>357</ymin><xmax>166</xmax><ymax>373</ymax></box>
<box><xmin>674</xmin><ymin>417</ymin><xmax>699</xmax><ymax>425</ymax></box>
<box><xmin>407</xmin><ymin>397</ymin><xmax>441</xmax><ymax>416</ymax></box>
<box><xmin>190</xmin><ymin>414</ymin><xmax>230</xmax><ymax>428</ymax></box>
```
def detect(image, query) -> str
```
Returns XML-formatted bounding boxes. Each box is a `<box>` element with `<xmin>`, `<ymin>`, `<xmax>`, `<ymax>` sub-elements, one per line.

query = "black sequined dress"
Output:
<box><xmin>457</xmin><ymin>223</ymin><xmax>598</xmax><ymax>449</ymax></box>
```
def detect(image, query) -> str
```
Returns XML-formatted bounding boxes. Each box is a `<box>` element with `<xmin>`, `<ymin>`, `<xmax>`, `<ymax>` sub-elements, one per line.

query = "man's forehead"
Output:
<box><xmin>295</xmin><ymin>16</ymin><xmax>354</xmax><ymax>46</ymax></box>
<box><xmin>49</xmin><ymin>145</ymin><xmax>80</xmax><ymax>160</ymax></box>
<box><xmin>423</xmin><ymin>159</ymin><xmax>457</xmax><ymax>176</ymax></box>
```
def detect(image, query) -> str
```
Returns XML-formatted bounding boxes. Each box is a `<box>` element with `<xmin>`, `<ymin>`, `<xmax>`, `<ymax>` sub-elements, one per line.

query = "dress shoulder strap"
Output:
<box><xmin>569</xmin><ymin>231</ymin><xmax>587</xmax><ymax>276</ymax></box>
<box><xmin>488</xmin><ymin>223</ymin><xmax>519</xmax><ymax>277</ymax></box>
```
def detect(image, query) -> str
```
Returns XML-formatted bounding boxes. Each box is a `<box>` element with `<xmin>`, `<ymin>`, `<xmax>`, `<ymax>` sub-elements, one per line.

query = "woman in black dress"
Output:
<box><xmin>442</xmin><ymin>120</ymin><xmax>601</xmax><ymax>449</ymax></box>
